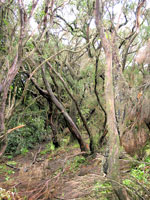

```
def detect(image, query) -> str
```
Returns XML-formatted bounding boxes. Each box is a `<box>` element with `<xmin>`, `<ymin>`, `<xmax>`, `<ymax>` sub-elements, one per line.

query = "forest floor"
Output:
<box><xmin>0</xmin><ymin>141</ymin><xmax>131</xmax><ymax>200</ymax></box>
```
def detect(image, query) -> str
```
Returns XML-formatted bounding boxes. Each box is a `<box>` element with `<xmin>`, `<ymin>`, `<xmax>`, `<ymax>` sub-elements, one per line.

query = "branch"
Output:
<box><xmin>24</xmin><ymin>72</ymin><xmax>49</xmax><ymax>97</ymax></box>
<box><xmin>118</xmin><ymin>14</ymin><xmax>128</xmax><ymax>29</ymax></box>
<box><xmin>6</xmin><ymin>124</ymin><xmax>25</xmax><ymax>135</ymax></box>
<box><xmin>29</xmin><ymin>40</ymin><xmax>92</xmax><ymax>80</ymax></box>
<box><xmin>135</xmin><ymin>0</ymin><xmax>146</xmax><ymax>32</ymax></box>
<box><xmin>122</xmin><ymin>0</ymin><xmax>146</xmax><ymax>70</ymax></box>
<box><xmin>56</xmin><ymin>14</ymin><xmax>75</xmax><ymax>32</ymax></box>
<box><xmin>94</xmin><ymin>56</ymin><xmax>107</xmax><ymax>129</ymax></box>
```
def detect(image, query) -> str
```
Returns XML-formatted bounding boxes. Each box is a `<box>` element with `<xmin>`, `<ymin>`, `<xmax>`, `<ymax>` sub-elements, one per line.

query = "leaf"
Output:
<box><xmin>50</xmin><ymin>142</ymin><xmax>55</xmax><ymax>151</ymax></box>
<box><xmin>3</xmin><ymin>19</ymin><xmax>8</xmax><ymax>26</ymax></box>
<box><xmin>10</xmin><ymin>85</ymin><xmax>13</xmax><ymax>90</ymax></box>
<box><xmin>105</xmin><ymin>32</ymin><xmax>110</xmax><ymax>39</ymax></box>
<box><xmin>123</xmin><ymin>179</ymin><xmax>132</xmax><ymax>186</ymax></box>
<box><xmin>6</xmin><ymin>161</ymin><xmax>17</xmax><ymax>166</ymax></box>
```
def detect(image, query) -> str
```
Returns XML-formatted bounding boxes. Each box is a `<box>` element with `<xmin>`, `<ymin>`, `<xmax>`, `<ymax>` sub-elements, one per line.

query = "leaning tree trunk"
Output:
<box><xmin>41</xmin><ymin>66</ymin><xmax>89</xmax><ymax>152</ymax></box>
<box><xmin>34</xmin><ymin>44</ymin><xmax>93</xmax><ymax>153</ymax></box>
<box><xmin>29</xmin><ymin>73</ymin><xmax>60</xmax><ymax>148</ymax></box>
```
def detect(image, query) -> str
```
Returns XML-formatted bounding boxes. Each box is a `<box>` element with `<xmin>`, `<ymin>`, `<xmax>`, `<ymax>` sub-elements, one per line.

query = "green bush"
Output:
<box><xmin>6</xmin><ymin>116</ymin><xmax>50</xmax><ymax>155</ymax></box>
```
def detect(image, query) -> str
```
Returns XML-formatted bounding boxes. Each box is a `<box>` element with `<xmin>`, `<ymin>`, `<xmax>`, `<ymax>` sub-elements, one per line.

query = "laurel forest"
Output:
<box><xmin>0</xmin><ymin>0</ymin><xmax>150</xmax><ymax>199</ymax></box>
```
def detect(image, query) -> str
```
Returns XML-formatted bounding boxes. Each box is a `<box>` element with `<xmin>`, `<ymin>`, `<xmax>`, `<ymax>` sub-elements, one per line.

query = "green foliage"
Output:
<box><xmin>60</xmin><ymin>136</ymin><xmax>70</xmax><ymax>147</ymax></box>
<box><xmin>7</xmin><ymin>170</ymin><xmax>15</xmax><ymax>175</ymax></box>
<box><xmin>122</xmin><ymin>179</ymin><xmax>133</xmax><ymax>186</ymax></box>
<box><xmin>6</xmin><ymin>161</ymin><xmax>17</xmax><ymax>166</ymax></box>
<box><xmin>93</xmin><ymin>181</ymin><xmax>112</xmax><ymax>198</ymax></box>
<box><xmin>26</xmin><ymin>39</ymin><xmax>34</xmax><ymax>51</ymax></box>
<box><xmin>105</xmin><ymin>32</ymin><xmax>111</xmax><ymax>39</ymax></box>
<box><xmin>0</xmin><ymin>164</ymin><xmax>14</xmax><ymax>181</ymax></box>
<box><xmin>145</xmin><ymin>156</ymin><xmax>150</xmax><ymax>162</ymax></box>
<box><xmin>27</xmin><ymin>3</ymin><xmax>33</xmax><ymax>14</ymax></box>
<box><xmin>5</xmin><ymin>176</ymin><xmax>10</xmax><ymax>181</ymax></box>
<box><xmin>6</xmin><ymin>116</ymin><xmax>49</xmax><ymax>155</ymax></box>
<box><xmin>35</xmin><ymin>6</ymin><xmax>46</xmax><ymax>23</ymax></box>
<box><xmin>20</xmin><ymin>147</ymin><xmax>29</xmax><ymax>155</ymax></box>
<box><xmin>40</xmin><ymin>142</ymin><xmax>55</xmax><ymax>155</ymax></box>
<box><xmin>122</xmin><ymin>160</ymin><xmax>150</xmax><ymax>198</ymax></box>
<box><xmin>74</xmin><ymin>156</ymin><xmax>86</xmax><ymax>164</ymax></box>
<box><xmin>6</xmin><ymin>155</ymin><xmax>13</xmax><ymax>160</ymax></box>
<box><xmin>72</xmin><ymin>142</ymin><xmax>80</xmax><ymax>149</ymax></box>
<box><xmin>3</xmin><ymin>19</ymin><xmax>9</xmax><ymax>26</ymax></box>
<box><xmin>69</xmin><ymin>156</ymin><xmax>86</xmax><ymax>171</ymax></box>
<box><xmin>0</xmin><ymin>165</ymin><xmax>7</xmax><ymax>174</ymax></box>
<box><xmin>76</xmin><ymin>107</ymin><xmax>90</xmax><ymax>126</ymax></box>
<box><xmin>131</xmin><ymin>164</ymin><xmax>149</xmax><ymax>182</ymax></box>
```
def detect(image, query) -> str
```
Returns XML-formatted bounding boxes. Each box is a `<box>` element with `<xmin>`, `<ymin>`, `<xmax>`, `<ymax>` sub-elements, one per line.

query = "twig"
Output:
<box><xmin>27</xmin><ymin>151</ymin><xmax>90</xmax><ymax>199</ymax></box>
<box><xmin>6</xmin><ymin>125</ymin><xmax>25</xmax><ymax>135</ymax></box>
<box><xmin>122</xmin><ymin>153</ymin><xmax>150</xmax><ymax>165</ymax></box>
<box><xmin>130</xmin><ymin>175</ymin><xmax>150</xmax><ymax>197</ymax></box>
<box><xmin>31</xmin><ymin>146</ymin><xmax>42</xmax><ymax>165</ymax></box>
<box><xmin>5</xmin><ymin>163</ymin><xmax>20</xmax><ymax>171</ymax></box>
<box><xmin>0</xmin><ymin>125</ymin><xmax>25</xmax><ymax>139</ymax></box>
<box><xmin>106</xmin><ymin>178</ymin><xmax>145</xmax><ymax>200</ymax></box>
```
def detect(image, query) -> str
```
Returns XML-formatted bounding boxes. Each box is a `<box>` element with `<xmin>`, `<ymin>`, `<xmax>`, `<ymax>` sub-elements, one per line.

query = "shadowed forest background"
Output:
<box><xmin>0</xmin><ymin>0</ymin><xmax>150</xmax><ymax>199</ymax></box>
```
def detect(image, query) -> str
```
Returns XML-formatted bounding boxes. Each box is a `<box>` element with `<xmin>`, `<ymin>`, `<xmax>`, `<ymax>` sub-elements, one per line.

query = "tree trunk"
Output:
<box><xmin>69</xmin><ymin>100</ymin><xmax>78</xmax><ymax>143</ymax></box>
<box><xmin>34</xmin><ymin>42</ymin><xmax>94</xmax><ymax>153</ymax></box>
<box><xmin>0</xmin><ymin>0</ymin><xmax>30</xmax><ymax>157</ymax></box>
<box><xmin>95</xmin><ymin>1</ymin><xmax>131</xmax><ymax>199</ymax></box>
<box><xmin>104</xmin><ymin>46</ymin><xmax>120</xmax><ymax>180</ymax></box>
<box><xmin>46</xmin><ymin>61</ymin><xmax>95</xmax><ymax>153</ymax></box>
<box><xmin>112</xmin><ymin>42</ymin><xmax>129</xmax><ymax>138</ymax></box>
<box><xmin>0</xmin><ymin>55</ymin><xmax>19</xmax><ymax>157</ymax></box>
<box><xmin>104</xmin><ymin>38</ymin><xmax>130</xmax><ymax>200</ymax></box>
<box><xmin>48</xmin><ymin>102</ymin><xmax>60</xmax><ymax>148</ymax></box>
<box><xmin>94</xmin><ymin>56</ymin><xmax>107</xmax><ymax>146</ymax></box>
<box><xmin>41</xmin><ymin>66</ymin><xmax>89</xmax><ymax>152</ymax></box>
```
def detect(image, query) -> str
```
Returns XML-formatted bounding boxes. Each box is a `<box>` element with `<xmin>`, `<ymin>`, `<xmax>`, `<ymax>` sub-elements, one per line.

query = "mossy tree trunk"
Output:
<box><xmin>41</xmin><ymin>66</ymin><xmax>89</xmax><ymax>152</ymax></box>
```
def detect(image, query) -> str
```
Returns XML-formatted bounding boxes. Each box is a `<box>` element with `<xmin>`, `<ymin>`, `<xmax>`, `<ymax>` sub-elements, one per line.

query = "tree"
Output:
<box><xmin>0</xmin><ymin>0</ymin><xmax>149</xmax><ymax>190</ymax></box>
<box><xmin>0</xmin><ymin>0</ymin><xmax>51</xmax><ymax>156</ymax></box>
<box><xmin>0</xmin><ymin>0</ymin><xmax>28</xmax><ymax>156</ymax></box>
<box><xmin>95</xmin><ymin>0</ymin><xmax>148</xmax><ymax>199</ymax></box>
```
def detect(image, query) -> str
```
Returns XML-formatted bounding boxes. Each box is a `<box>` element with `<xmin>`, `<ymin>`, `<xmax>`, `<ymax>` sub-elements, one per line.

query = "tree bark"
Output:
<box><xmin>94</xmin><ymin>56</ymin><xmax>107</xmax><ymax>130</ymax></box>
<box><xmin>46</xmin><ymin>61</ymin><xmax>95</xmax><ymax>153</ymax></box>
<box><xmin>95</xmin><ymin>1</ymin><xmax>131</xmax><ymax>199</ymax></box>
<box><xmin>0</xmin><ymin>0</ymin><xmax>35</xmax><ymax>157</ymax></box>
<box><xmin>0</xmin><ymin>55</ymin><xmax>19</xmax><ymax>157</ymax></box>
<box><xmin>28</xmin><ymin>73</ymin><xmax>60</xmax><ymax>148</ymax></box>
<box><xmin>94</xmin><ymin>56</ymin><xmax>107</xmax><ymax>145</ymax></box>
<box><xmin>34</xmin><ymin>44</ymin><xmax>93</xmax><ymax>153</ymax></box>
<box><xmin>48</xmin><ymin>102</ymin><xmax>60</xmax><ymax>148</ymax></box>
<box><xmin>69</xmin><ymin>100</ymin><xmax>78</xmax><ymax>143</ymax></box>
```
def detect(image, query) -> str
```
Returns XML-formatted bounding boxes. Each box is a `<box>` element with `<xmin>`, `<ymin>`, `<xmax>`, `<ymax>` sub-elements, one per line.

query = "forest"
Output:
<box><xmin>0</xmin><ymin>0</ymin><xmax>150</xmax><ymax>199</ymax></box>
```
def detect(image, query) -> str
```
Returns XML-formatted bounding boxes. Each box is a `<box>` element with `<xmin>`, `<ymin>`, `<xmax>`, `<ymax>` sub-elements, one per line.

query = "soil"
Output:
<box><xmin>0</xmin><ymin>142</ymin><xmax>131</xmax><ymax>200</ymax></box>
